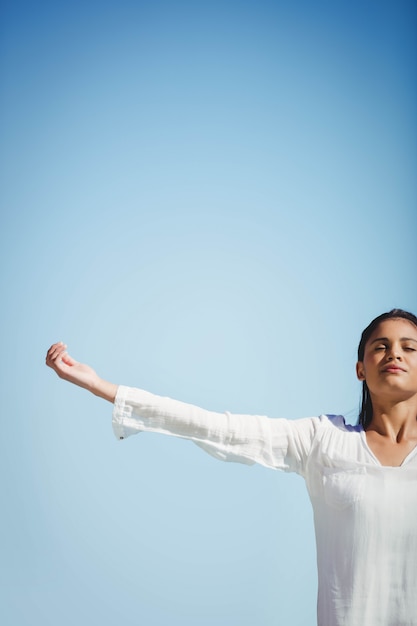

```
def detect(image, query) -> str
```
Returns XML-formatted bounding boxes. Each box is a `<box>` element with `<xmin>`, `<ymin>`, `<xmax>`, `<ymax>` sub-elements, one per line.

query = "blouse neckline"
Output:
<box><xmin>359</xmin><ymin>427</ymin><xmax>417</xmax><ymax>468</ymax></box>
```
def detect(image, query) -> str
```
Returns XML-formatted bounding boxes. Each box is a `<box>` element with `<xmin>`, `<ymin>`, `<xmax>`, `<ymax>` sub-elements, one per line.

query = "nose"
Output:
<box><xmin>387</xmin><ymin>344</ymin><xmax>402</xmax><ymax>361</ymax></box>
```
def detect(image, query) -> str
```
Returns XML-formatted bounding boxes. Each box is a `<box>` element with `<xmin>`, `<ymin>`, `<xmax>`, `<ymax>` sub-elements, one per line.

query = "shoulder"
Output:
<box><xmin>309</xmin><ymin>414</ymin><xmax>364</xmax><ymax>466</ymax></box>
<box><xmin>268</xmin><ymin>414</ymin><xmax>356</xmax><ymax>440</ymax></box>
<box><xmin>319</xmin><ymin>414</ymin><xmax>361</xmax><ymax>433</ymax></box>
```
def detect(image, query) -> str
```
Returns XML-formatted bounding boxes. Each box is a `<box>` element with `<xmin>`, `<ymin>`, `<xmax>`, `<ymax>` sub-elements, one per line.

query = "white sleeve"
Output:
<box><xmin>112</xmin><ymin>385</ymin><xmax>321</xmax><ymax>474</ymax></box>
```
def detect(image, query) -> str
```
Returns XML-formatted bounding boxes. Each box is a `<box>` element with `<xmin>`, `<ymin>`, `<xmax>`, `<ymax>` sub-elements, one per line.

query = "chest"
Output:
<box><xmin>312</xmin><ymin>465</ymin><xmax>417</xmax><ymax>626</ymax></box>
<box><xmin>306</xmin><ymin>427</ymin><xmax>417</xmax><ymax>523</ymax></box>
<box><xmin>364</xmin><ymin>431</ymin><xmax>417</xmax><ymax>467</ymax></box>
<box><xmin>310</xmin><ymin>465</ymin><xmax>417</xmax><ymax>546</ymax></box>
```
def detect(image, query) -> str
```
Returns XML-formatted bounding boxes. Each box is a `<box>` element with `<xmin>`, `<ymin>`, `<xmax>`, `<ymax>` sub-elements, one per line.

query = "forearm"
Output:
<box><xmin>112</xmin><ymin>387</ymin><xmax>317</xmax><ymax>472</ymax></box>
<box><xmin>112</xmin><ymin>386</ymin><xmax>277</xmax><ymax>467</ymax></box>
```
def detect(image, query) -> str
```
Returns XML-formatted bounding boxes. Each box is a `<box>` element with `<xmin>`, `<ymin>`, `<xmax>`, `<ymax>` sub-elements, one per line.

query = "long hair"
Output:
<box><xmin>357</xmin><ymin>308</ymin><xmax>417</xmax><ymax>428</ymax></box>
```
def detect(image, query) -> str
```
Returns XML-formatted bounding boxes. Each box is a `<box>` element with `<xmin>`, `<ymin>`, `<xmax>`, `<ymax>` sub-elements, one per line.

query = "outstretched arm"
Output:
<box><xmin>46</xmin><ymin>344</ymin><xmax>317</xmax><ymax>472</ymax></box>
<box><xmin>45</xmin><ymin>342</ymin><xmax>118</xmax><ymax>403</ymax></box>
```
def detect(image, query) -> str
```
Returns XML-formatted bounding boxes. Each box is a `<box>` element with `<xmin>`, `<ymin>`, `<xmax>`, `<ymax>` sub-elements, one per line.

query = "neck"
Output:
<box><xmin>367</xmin><ymin>396</ymin><xmax>417</xmax><ymax>441</ymax></box>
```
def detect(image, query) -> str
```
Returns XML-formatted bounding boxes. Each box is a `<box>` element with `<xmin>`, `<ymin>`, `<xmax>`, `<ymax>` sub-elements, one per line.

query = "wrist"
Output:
<box><xmin>90</xmin><ymin>377</ymin><xmax>118</xmax><ymax>403</ymax></box>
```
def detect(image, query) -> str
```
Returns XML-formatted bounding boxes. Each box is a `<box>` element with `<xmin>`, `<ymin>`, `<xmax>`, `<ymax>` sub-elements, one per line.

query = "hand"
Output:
<box><xmin>45</xmin><ymin>342</ymin><xmax>118</xmax><ymax>402</ymax></box>
<box><xmin>45</xmin><ymin>342</ymin><xmax>99</xmax><ymax>391</ymax></box>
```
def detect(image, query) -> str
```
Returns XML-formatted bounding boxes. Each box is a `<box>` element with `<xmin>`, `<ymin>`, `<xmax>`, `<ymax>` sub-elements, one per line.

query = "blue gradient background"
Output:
<box><xmin>1</xmin><ymin>1</ymin><xmax>416</xmax><ymax>624</ymax></box>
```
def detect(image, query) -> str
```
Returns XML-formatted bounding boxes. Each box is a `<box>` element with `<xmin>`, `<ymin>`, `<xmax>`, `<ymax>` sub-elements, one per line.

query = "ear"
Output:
<box><xmin>356</xmin><ymin>361</ymin><xmax>366</xmax><ymax>381</ymax></box>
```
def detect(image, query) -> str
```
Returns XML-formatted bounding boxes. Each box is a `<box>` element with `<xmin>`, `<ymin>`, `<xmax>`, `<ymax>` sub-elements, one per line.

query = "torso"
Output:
<box><xmin>308</xmin><ymin>416</ymin><xmax>417</xmax><ymax>626</ymax></box>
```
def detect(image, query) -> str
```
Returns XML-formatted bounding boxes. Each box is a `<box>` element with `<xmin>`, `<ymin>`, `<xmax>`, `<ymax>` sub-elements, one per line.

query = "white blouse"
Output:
<box><xmin>112</xmin><ymin>385</ymin><xmax>417</xmax><ymax>626</ymax></box>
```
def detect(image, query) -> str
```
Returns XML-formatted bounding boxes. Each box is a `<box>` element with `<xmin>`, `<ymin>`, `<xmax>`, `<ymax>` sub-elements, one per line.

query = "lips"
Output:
<box><xmin>382</xmin><ymin>365</ymin><xmax>406</xmax><ymax>373</ymax></box>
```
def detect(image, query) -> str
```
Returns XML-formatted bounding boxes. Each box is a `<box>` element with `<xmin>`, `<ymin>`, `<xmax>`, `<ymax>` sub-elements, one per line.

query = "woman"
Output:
<box><xmin>46</xmin><ymin>309</ymin><xmax>417</xmax><ymax>626</ymax></box>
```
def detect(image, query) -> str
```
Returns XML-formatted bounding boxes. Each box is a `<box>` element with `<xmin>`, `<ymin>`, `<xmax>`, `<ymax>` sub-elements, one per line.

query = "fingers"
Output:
<box><xmin>61</xmin><ymin>353</ymin><xmax>77</xmax><ymax>366</ymax></box>
<box><xmin>45</xmin><ymin>342</ymin><xmax>68</xmax><ymax>371</ymax></box>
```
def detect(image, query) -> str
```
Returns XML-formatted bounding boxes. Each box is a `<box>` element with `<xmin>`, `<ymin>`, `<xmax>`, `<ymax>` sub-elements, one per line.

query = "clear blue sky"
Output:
<box><xmin>1</xmin><ymin>1</ymin><xmax>416</xmax><ymax>624</ymax></box>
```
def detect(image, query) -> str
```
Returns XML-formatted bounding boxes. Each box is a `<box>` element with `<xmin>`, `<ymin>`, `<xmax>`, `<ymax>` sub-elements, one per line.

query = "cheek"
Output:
<box><xmin>362</xmin><ymin>354</ymin><xmax>380</xmax><ymax>377</ymax></box>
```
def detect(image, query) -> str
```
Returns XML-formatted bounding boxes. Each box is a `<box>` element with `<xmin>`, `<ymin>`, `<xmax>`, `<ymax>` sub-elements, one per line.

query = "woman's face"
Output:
<box><xmin>356</xmin><ymin>318</ymin><xmax>417</xmax><ymax>401</ymax></box>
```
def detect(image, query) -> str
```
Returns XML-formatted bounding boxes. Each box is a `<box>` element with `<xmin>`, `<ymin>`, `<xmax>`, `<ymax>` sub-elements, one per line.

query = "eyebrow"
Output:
<box><xmin>370</xmin><ymin>337</ymin><xmax>417</xmax><ymax>345</ymax></box>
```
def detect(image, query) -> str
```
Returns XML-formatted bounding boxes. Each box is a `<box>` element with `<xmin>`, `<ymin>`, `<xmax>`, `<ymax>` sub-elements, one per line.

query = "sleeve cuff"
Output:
<box><xmin>112</xmin><ymin>385</ymin><xmax>143</xmax><ymax>441</ymax></box>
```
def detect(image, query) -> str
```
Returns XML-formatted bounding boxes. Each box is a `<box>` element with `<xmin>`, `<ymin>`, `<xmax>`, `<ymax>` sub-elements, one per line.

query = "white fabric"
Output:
<box><xmin>112</xmin><ymin>385</ymin><xmax>417</xmax><ymax>626</ymax></box>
